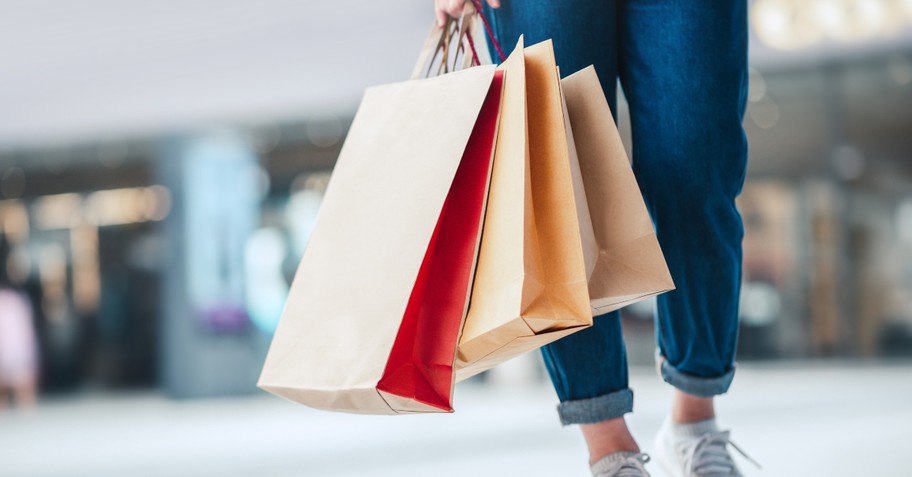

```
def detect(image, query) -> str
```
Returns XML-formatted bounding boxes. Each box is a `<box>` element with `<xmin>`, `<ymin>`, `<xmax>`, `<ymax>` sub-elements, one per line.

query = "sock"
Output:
<box><xmin>671</xmin><ymin>417</ymin><xmax>719</xmax><ymax>441</ymax></box>
<box><xmin>590</xmin><ymin>451</ymin><xmax>638</xmax><ymax>476</ymax></box>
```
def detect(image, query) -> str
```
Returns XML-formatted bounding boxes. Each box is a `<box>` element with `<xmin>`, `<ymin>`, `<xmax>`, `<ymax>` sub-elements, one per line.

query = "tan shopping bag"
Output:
<box><xmin>560</xmin><ymin>68</ymin><xmax>600</xmax><ymax>296</ymax></box>
<box><xmin>561</xmin><ymin>66</ymin><xmax>675</xmax><ymax>314</ymax></box>
<box><xmin>455</xmin><ymin>39</ymin><xmax>592</xmax><ymax>381</ymax></box>
<box><xmin>258</xmin><ymin>27</ymin><xmax>505</xmax><ymax>413</ymax></box>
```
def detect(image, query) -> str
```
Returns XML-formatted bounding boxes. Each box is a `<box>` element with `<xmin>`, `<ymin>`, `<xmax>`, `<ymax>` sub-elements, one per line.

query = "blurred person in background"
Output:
<box><xmin>0</xmin><ymin>283</ymin><xmax>39</xmax><ymax>410</ymax></box>
<box><xmin>436</xmin><ymin>0</ymin><xmax>753</xmax><ymax>476</ymax></box>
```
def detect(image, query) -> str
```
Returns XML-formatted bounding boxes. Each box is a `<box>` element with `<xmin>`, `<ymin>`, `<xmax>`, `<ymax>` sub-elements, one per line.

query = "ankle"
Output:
<box><xmin>671</xmin><ymin>390</ymin><xmax>715</xmax><ymax>424</ymax></box>
<box><xmin>581</xmin><ymin>418</ymin><xmax>641</xmax><ymax>464</ymax></box>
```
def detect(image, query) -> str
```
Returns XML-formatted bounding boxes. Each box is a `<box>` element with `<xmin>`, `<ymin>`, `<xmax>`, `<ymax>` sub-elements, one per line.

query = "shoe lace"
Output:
<box><xmin>595</xmin><ymin>453</ymin><xmax>651</xmax><ymax>477</ymax></box>
<box><xmin>683</xmin><ymin>430</ymin><xmax>761</xmax><ymax>476</ymax></box>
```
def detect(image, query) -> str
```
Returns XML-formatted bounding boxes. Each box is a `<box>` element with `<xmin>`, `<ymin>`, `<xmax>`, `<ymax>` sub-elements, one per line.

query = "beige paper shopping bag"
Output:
<box><xmin>258</xmin><ymin>62</ymin><xmax>504</xmax><ymax>414</ymax></box>
<box><xmin>561</xmin><ymin>66</ymin><xmax>675</xmax><ymax>314</ymax></box>
<box><xmin>455</xmin><ymin>39</ymin><xmax>592</xmax><ymax>381</ymax></box>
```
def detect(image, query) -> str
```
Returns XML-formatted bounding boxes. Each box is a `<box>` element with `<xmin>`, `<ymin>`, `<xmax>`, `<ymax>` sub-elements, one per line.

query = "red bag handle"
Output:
<box><xmin>470</xmin><ymin>0</ymin><xmax>506</xmax><ymax>63</ymax></box>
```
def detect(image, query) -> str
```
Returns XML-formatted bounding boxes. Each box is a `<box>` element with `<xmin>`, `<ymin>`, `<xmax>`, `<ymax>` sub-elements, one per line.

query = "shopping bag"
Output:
<box><xmin>258</xmin><ymin>22</ymin><xmax>505</xmax><ymax>413</ymax></box>
<box><xmin>560</xmin><ymin>68</ymin><xmax>600</xmax><ymax>297</ymax></box>
<box><xmin>455</xmin><ymin>39</ymin><xmax>592</xmax><ymax>381</ymax></box>
<box><xmin>561</xmin><ymin>66</ymin><xmax>675</xmax><ymax>313</ymax></box>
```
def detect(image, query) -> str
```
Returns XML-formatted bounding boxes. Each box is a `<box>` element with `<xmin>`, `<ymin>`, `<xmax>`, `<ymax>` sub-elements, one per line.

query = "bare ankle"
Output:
<box><xmin>671</xmin><ymin>389</ymin><xmax>715</xmax><ymax>424</ymax></box>
<box><xmin>580</xmin><ymin>417</ymin><xmax>640</xmax><ymax>464</ymax></box>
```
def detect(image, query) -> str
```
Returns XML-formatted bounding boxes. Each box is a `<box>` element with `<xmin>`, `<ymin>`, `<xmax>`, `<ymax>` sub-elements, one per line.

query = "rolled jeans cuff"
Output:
<box><xmin>659</xmin><ymin>359</ymin><xmax>736</xmax><ymax>397</ymax></box>
<box><xmin>556</xmin><ymin>389</ymin><xmax>634</xmax><ymax>426</ymax></box>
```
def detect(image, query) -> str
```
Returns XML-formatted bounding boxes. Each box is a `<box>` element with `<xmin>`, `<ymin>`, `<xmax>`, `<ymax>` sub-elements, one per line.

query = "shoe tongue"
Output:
<box><xmin>690</xmin><ymin>435</ymin><xmax>739</xmax><ymax>477</ymax></box>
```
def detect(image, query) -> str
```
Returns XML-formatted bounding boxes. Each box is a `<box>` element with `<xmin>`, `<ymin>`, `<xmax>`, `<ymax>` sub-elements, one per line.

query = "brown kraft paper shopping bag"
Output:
<box><xmin>561</xmin><ymin>66</ymin><xmax>675</xmax><ymax>314</ymax></box>
<box><xmin>456</xmin><ymin>39</ymin><xmax>592</xmax><ymax>381</ymax></box>
<box><xmin>258</xmin><ymin>47</ymin><xmax>504</xmax><ymax>413</ymax></box>
<box><xmin>560</xmin><ymin>67</ymin><xmax>600</xmax><ymax>290</ymax></box>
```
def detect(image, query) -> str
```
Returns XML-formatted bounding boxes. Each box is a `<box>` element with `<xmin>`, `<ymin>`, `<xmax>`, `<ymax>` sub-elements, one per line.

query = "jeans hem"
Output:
<box><xmin>658</xmin><ymin>357</ymin><xmax>736</xmax><ymax>397</ymax></box>
<box><xmin>556</xmin><ymin>388</ymin><xmax>634</xmax><ymax>426</ymax></box>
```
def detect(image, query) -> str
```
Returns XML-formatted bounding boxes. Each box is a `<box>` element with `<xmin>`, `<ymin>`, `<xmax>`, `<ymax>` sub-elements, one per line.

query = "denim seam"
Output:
<box><xmin>659</xmin><ymin>359</ymin><xmax>736</xmax><ymax>397</ymax></box>
<box><xmin>556</xmin><ymin>388</ymin><xmax>634</xmax><ymax>426</ymax></box>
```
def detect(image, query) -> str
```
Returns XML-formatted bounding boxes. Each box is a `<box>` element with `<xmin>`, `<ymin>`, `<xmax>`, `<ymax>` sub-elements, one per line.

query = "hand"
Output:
<box><xmin>435</xmin><ymin>0</ymin><xmax>500</xmax><ymax>27</ymax></box>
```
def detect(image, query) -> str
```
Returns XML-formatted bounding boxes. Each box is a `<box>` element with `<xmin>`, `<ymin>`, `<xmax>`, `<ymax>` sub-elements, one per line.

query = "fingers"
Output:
<box><xmin>445</xmin><ymin>0</ymin><xmax>464</xmax><ymax>18</ymax></box>
<box><xmin>435</xmin><ymin>0</ymin><xmax>495</xmax><ymax>27</ymax></box>
<box><xmin>434</xmin><ymin>0</ymin><xmax>448</xmax><ymax>26</ymax></box>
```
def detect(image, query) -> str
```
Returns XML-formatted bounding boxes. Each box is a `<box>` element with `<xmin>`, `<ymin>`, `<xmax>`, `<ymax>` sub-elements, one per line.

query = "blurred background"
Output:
<box><xmin>0</xmin><ymin>0</ymin><xmax>911</xmax><ymax>476</ymax></box>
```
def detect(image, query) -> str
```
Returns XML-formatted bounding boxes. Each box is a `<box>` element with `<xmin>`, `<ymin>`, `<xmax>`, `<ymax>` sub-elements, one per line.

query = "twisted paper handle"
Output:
<box><xmin>411</xmin><ymin>1</ymin><xmax>507</xmax><ymax>79</ymax></box>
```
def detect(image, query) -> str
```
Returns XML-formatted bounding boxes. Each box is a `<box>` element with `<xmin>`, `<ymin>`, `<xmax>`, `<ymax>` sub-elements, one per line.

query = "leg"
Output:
<box><xmin>617</xmin><ymin>0</ymin><xmax>749</xmax><ymax>405</ymax></box>
<box><xmin>618</xmin><ymin>1</ymin><xmax>751</xmax><ymax>474</ymax></box>
<box><xmin>672</xmin><ymin>389</ymin><xmax>715</xmax><ymax>423</ymax></box>
<box><xmin>545</xmin><ymin>312</ymin><xmax>639</xmax><ymax>463</ymax></box>
<box><xmin>484</xmin><ymin>0</ymin><xmax>638</xmax><ymax>464</ymax></box>
<box><xmin>483</xmin><ymin>0</ymin><xmax>620</xmax><ymax>110</ymax></box>
<box><xmin>581</xmin><ymin>416</ymin><xmax>640</xmax><ymax>463</ymax></box>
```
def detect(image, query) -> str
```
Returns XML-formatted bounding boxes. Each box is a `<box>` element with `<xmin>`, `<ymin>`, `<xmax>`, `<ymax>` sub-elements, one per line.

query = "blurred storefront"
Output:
<box><xmin>0</xmin><ymin>149</ymin><xmax>168</xmax><ymax>391</ymax></box>
<box><xmin>733</xmin><ymin>0</ymin><xmax>912</xmax><ymax>360</ymax></box>
<box><xmin>0</xmin><ymin>124</ymin><xmax>345</xmax><ymax>396</ymax></box>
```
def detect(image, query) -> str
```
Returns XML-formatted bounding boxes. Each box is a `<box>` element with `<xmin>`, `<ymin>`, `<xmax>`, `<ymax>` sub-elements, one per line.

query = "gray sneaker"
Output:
<box><xmin>654</xmin><ymin>421</ymin><xmax>759</xmax><ymax>476</ymax></box>
<box><xmin>591</xmin><ymin>452</ymin><xmax>652</xmax><ymax>477</ymax></box>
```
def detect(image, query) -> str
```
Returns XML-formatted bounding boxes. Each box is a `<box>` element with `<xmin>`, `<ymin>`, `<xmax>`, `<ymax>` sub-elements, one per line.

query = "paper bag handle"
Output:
<box><xmin>411</xmin><ymin>2</ymin><xmax>477</xmax><ymax>80</ymax></box>
<box><xmin>410</xmin><ymin>19</ymin><xmax>449</xmax><ymax>80</ymax></box>
<box><xmin>409</xmin><ymin>1</ymin><xmax>506</xmax><ymax>80</ymax></box>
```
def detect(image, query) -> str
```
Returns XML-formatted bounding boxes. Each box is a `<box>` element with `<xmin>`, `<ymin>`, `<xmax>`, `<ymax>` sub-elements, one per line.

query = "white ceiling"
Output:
<box><xmin>0</xmin><ymin>0</ymin><xmax>434</xmax><ymax>147</ymax></box>
<box><xmin>1</xmin><ymin>0</ymin><xmax>910</xmax><ymax>148</ymax></box>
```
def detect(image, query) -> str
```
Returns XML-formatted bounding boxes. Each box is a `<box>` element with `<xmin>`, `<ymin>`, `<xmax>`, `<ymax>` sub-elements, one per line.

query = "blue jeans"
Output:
<box><xmin>484</xmin><ymin>0</ymin><xmax>749</xmax><ymax>425</ymax></box>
